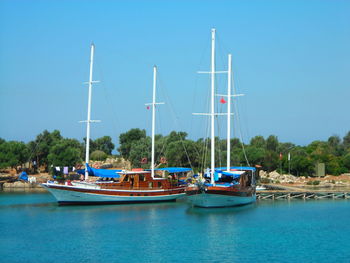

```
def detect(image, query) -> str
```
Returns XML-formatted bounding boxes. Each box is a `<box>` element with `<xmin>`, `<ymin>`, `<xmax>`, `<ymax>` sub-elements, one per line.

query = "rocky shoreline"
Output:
<box><xmin>259</xmin><ymin>170</ymin><xmax>350</xmax><ymax>188</ymax></box>
<box><xmin>1</xmin><ymin>168</ymin><xmax>350</xmax><ymax>192</ymax></box>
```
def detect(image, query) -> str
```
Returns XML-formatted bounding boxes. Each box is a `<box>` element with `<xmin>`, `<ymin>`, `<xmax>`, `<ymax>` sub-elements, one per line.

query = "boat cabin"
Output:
<box><xmin>96</xmin><ymin>171</ymin><xmax>177</xmax><ymax>190</ymax></box>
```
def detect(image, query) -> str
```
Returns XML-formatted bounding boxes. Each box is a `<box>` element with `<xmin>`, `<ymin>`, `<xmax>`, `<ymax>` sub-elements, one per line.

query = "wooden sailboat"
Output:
<box><xmin>42</xmin><ymin>45</ymin><xmax>187</xmax><ymax>205</ymax></box>
<box><xmin>185</xmin><ymin>29</ymin><xmax>256</xmax><ymax>208</ymax></box>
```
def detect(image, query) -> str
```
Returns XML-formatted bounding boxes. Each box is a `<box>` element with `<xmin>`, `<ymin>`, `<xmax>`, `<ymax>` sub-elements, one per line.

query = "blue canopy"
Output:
<box><xmin>18</xmin><ymin>171</ymin><xmax>28</xmax><ymax>181</ymax></box>
<box><xmin>77</xmin><ymin>164</ymin><xmax>122</xmax><ymax>178</ymax></box>
<box><xmin>147</xmin><ymin>167</ymin><xmax>192</xmax><ymax>173</ymax></box>
<box><xmin>204</xmin><ymin>168</ymin><xmax>251</xmax><ymax>180</ymax></box>
<box><xmin>215</xmin><ymin>166</ymin><xmax>256</xmax><ymax>172</ymax></box>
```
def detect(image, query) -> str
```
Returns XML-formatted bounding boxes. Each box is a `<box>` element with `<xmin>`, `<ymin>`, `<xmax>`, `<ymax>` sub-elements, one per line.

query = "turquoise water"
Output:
<box><xmin>1</xmin><ymin>192</ymin><xmax>349</xmax><ymax>263</ymax></box>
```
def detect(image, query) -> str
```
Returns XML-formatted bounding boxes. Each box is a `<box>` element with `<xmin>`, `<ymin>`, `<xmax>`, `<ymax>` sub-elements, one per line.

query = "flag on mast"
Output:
<box><xmin>220</xmin><ymin>97</ymin><xmax>227</xmax><ymax>104</ymax></box>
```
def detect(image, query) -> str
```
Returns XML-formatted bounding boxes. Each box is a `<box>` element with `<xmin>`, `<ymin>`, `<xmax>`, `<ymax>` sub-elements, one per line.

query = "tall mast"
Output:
<box><xmin>210</xmin><ymin>28</ymin><xmax>216</xmax><ymax>185</ymax></box>
<box><xmin>85</xmin><ymin>44</ymin><xmax>95</xmax><ymax>180</ymax></box>
<box><xmin>81</xmin><ymin>44</ymin><xmax>100</xmax><ymax>181</ymax></box>
<box><xmin>226</xmin><ymin>54</ymin><xmax>232</xmax><ymax>171</ymax></box>
<box><xmin>146</xmin><ymin>66</ymin><xmax>164</xmax><ymax>178</ymax></box>
<box><xmin>151</xmin><ymin>66</ymin><xmax>157</xmax><ymax>178</ymax></box>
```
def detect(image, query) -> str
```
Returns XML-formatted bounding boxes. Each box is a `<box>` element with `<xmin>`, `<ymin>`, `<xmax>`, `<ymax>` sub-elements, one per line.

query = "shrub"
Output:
<box><xmin>307</xmin><ymin>180</ymin><xmax>321</xmax><ymax>185</ymax></box>
<box><xmin>90</xmin><ymin>150</ymin><xmax>107</xmax><ymax>161</ymax></box>
<box><xmin>260</xmin><ymin>178</ymin><xmax>271</xmax><ymax>184</ymax></box>
<box><xmin>312</xmin><ymin>180</ymin><xmax>320</xmax><ymax>185</ymax></box>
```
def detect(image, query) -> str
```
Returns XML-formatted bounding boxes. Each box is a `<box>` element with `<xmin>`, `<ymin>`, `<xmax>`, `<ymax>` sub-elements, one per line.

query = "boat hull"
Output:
<box><xmin>42</xmin><ymin>183</ymin><xmax>186</xmax><ymax>205</ymax></box>
<box><xmin>186</xmin><ymin>187</ymin><xmax>256</xmax><ymax>208</ymax></box>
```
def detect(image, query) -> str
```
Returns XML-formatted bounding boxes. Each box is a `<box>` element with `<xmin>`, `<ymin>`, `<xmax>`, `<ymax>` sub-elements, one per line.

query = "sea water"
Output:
<box><xmin>0</xmin><ymin>192</ymin><xmax>349</xmax><ymax>263</ymax></box>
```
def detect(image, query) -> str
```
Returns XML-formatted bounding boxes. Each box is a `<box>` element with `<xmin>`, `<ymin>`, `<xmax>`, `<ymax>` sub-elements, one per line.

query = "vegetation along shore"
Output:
<box><xmin>1</xmin><ymin>129</ymin><xmax>350</xmax><ymax>189</ymax></box>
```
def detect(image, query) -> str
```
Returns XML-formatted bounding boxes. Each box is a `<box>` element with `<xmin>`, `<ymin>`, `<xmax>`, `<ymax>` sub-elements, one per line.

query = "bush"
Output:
<box><xmin>90</xmin><ymin>150</ymin><xmax>107</xmax><ymax>161</ymax></box>
<box><xmin>260</xmin><ymin>178</ymin><xmax>271</xmax><ymax>184</ymax></box>
<box><xmin>307</xmin><ymin>180</ymin><xmax>320</xmax><ymax>185</ymax></box>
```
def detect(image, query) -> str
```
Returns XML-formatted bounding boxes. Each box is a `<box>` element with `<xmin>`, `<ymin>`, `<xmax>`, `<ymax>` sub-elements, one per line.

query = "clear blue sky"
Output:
<box><xmin>0</xmin><ymin>0</ymin><xmax>349</xmax><ymax>147</ymax></box>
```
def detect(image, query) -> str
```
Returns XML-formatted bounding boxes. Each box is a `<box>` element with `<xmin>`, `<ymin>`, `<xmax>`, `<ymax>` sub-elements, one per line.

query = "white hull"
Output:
<box><xmin>42</xmin><ymin>183</ymin><xmax>185</xmax><ymax>204</ymax></box>
<box><xmin>187</xmin><ymin>192</ymin><xmax>256</xmax><ymax>208</ymax></box>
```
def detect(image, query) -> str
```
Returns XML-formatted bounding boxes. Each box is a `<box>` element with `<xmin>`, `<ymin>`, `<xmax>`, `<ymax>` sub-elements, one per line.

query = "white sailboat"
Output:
<box><xmin>42</xmin><ymin>45</ymin><xmax>187</xmax><ymax>205</ymax></box>
<box><xmin>185</xmin><ymin>29</ymin><xmax>256</xmax><ymax>208</ymax></box>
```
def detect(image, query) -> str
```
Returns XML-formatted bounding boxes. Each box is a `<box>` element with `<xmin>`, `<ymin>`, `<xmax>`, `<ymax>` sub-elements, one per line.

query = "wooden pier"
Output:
<box><xmin>257</xmin><ymin>191</ymin><xmax>350</xmax><ymax>200</ymax></box>
<box><xmin>256</xmin><ymin>185</ymin><xmax>350</xmax><ymax>200</ymax></box>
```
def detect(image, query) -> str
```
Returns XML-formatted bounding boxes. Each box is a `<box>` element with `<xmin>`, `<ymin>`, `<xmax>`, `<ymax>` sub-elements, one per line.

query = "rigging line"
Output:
<box><xmin>201</xmin><ymin>119</ymin><xmax>210</xmax><ymax>174</ymax></box>
<box><xmin>94</xmin><ymin>58</ymin><xmax>120</xmax><ymax>139</ymax></box>
<box><xmin>154</xmin><ymin>104</ymin><xmax>167</xmax><ymax>163</ymax></box>
<box><xmin>217</xmin><ymin>97</ymin><xmax>224</xmax><ymax>169</ymax></box>
<box><xmin>190</xmin><ymin>32</ymin><xmax>211</xmax><ymax>151</ymax></box>
<box><xmin>157</xmin><ymin>73</ymin><xmax>195</xmax><ymax>171</ymax></box>
<box><xmin>232</xmin><ymin>80</ymin><xmax>250</xmax><ymax>167</ymax></box>
<box><xmin>26</xmin><ymin>132</ymin><xmax>45</xmax><ymax>165</ymax></box>
<box><xmin>215</xmin><ymin>32</ymin><xmax>229</xmax><ymax>80</ymax></box>
<box><xmin>200</xmin><ymin>80</ymin><xmax>212</xmax><ymax>173</ymax></box>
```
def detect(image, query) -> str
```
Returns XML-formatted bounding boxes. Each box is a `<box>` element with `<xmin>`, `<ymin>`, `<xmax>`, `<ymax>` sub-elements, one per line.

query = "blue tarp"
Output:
<box><xmin>215</xmin><ymin>166</ymin><xmax>256</xmax><ymax>172</ymax></box>
<box><xmin>204</xmin><ymin>167</ymin><xmax>254</xmax><ymax>180</ymax></box>
<box><xmin>18</xmin><ymin>171</ymin><xmax>28</xmax><ymax>181</ymax></box>
<box><xmin>77</xmin><ymin>164</ymin><xmax>122</xmax><ymax>178</ymax></box>
<box><xmin>204</xmin><ymin>182</ymin><xmax>239</xmax><ymax>187</ymax></box>
<box><xmin>147</xmin><ymin>167</ymin><xmax>192</xmax><ymax>173</ymax></box>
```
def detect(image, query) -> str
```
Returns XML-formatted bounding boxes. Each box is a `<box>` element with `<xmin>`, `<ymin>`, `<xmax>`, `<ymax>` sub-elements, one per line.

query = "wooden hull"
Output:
<box><xmin>186</xmin><ymin>186</ymin><xmax>256</xmax><ymax>208</ymax></box>
<box><xmin>42</xmin><ymin>183</ymin><xmax>186</xmax><ymax>205</ymax></box>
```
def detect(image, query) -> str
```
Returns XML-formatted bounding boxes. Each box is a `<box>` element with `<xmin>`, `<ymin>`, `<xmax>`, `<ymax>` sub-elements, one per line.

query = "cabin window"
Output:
<box><xmin>137</xmin><ymin>194</ymin><xmax>141</xmax><ymax>196</ymax></box>
<box><xmin>149</xmin><ymin>182</ymin><xmax>152</xmax><ymax>188</ymax></box>
<box><xmin>130</xmin><ymin>194</ymin><xmax>133</xmax><ymax>196</ymax></box>
<box><xmin>124</xmin><ymin>175</ymin><xmax>129</xmax><ymax>182</ymax></box>
<box><xmin>157</xmin><ymin>182</ymin><xmax>162</xmax><ymax>188</ymax></box>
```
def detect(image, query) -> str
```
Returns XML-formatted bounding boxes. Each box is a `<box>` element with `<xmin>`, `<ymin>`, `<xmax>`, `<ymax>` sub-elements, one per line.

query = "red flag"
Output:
<box><xmin>220</xmin><ymin>97</ymin><xmax>227</xmax><ymax>104</ymax></box>
<box><xmin>146</xmin><ymin>106</ymin><xmax>150</xmax><ymax>110</ymax></box>
<box><xmin>141</xmin><ymin>157</ymin><xmax>148</xmax><ymax>164</ymax></box>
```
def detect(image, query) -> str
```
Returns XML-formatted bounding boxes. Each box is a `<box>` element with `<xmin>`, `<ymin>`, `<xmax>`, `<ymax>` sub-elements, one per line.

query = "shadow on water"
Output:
<box><xmin>52</xmin><ymin>200</ymin><xmax>185</xmax><ymax>213</ymax></box>
<box><xmin>185</xmin><ymin>202</ymin><xmax>257</xmax><ymax>216</ymax></box>
<box><xmin>1</xmin><ymin>197</ymin><xmax>187</xmax><ymax>214</ymax></box>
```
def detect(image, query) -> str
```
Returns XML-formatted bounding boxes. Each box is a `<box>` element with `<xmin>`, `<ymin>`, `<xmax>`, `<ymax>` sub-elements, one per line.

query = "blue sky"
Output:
<box><xmin>0</xmin><ymin>0</ymin><xmax>349</xmax><ymax>147</ymax></box>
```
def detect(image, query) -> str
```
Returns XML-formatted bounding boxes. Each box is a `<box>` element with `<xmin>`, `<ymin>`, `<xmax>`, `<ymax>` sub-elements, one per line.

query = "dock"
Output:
<box><xmin>256</xmin><ymin>184</ymin><xmax>350</xmax><ymax>200</ymax></box>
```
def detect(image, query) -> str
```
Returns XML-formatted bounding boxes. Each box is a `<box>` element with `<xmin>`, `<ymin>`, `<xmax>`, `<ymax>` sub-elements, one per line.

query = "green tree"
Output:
<box><xmin>94</xmin><ymin>136</ymin><xmax>115</xmax><ymax>155</ymax></box>
<box><xmin>83</xmin><ymin>138</ymin><xmax>97</xmax><ymax>155</ymax></box>
<box><xmin>0</xmin><ymin>141</ymin><xmax>29</xmax><ymax>171</ymax></box>
<box><xmin>28</xmin><ymin>130</ymin><xmax>63</xmax><ymax>170</ymax></box>
<box><xmin>165</xmin><ymin>140</ymin><xmax>199</xmax><ymax>168</ymax></box>
<box><xmin>118</xmin><ymin>128</ymin><xmax>146</xmax><ymax>159</ymax></box>
<box><xmin>90</xmin><ymin>150</ymin><xmax>108</xmax><ymax>161</ymax></box>
<box><xmin>342</xmin><ymin>152</ymin><xmax>350</xmax><ymax>171</ymax></box>
<box><xmin>250</xmin><ymin>136</ymin><xmax>266</xmax><ymax>148</ymax></box>
<box><xmin>264</xmin><ymin>150</ymin><xmax>279</xmax><ymax>172</ymax></box>
<box><xmin>289</xmin><ymin>147</ymin><xmax>313</xmax><ymax>177</ymax></box>
<box><xmin>244</xmin><ymin>146</ymin><xmax>265</xmax><ymax>166</ymax></box>
<box><xmin>128</xmin><ymin>137</ymin><xmax>151</xmax><ymax>168</ymax></box>
<box><xmin>343</xmin><ymin>131</ymin><xmax>350</xmax><ymax>149</ymax></box>
<box><xmin>167</xmin><ymin>131</ymin><xmax>188</xmax><ymax>144</ymax></box>
<box><xmin>327</xmin><ymin>135</ymin><xmax>343</xmax><ymax>156</ymax></box>
<box><xmin>47</xmin><ymin>138</ymin><xmax>82</xmax><ymax>167</ymax></box>
<box><xmin>266</xmin><ymin>135</ymin><xmax>278</xmax><ymax>152</ymax></box>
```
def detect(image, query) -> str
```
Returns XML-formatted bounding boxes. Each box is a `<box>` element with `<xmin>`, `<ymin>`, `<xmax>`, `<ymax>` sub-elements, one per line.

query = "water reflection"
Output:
<box><xmin>186</xmin><ymin>202</ymin><xmax>257</xmax><ymax>216</ymax></box>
